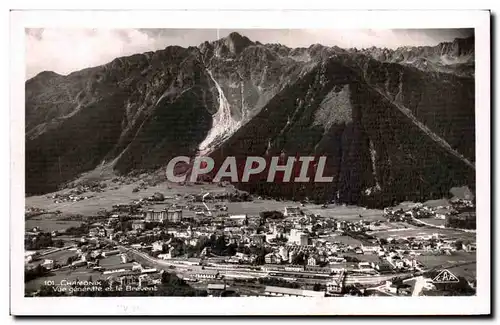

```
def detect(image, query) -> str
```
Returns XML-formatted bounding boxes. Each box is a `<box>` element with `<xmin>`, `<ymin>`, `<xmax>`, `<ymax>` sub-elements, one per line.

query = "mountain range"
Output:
<box><xmin>25</xmin><ymin>32</ymin><xmax>476</xmax><ymax>207</ymax></box>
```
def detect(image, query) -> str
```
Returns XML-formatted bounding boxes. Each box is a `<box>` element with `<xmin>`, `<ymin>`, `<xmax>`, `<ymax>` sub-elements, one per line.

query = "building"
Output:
<box><xmin>299</xmin><ymin>233</ymin><xmax>309</xmax><ymax>246</ymax></box>
<box><xmin>284</xmin><ymin>207</ymin><xmax>301</xmax><ymax>217</ymax></box>
<box><xmin>116</xmin><ymin>274</ymin><xmax>140</xmax><ymax>287</ymax></box>
<box><xmin>264</xmin><ymin>252</ymin><xmax>282</xmax><ymax>264</ymax></box>
<box><xmin>289</xmin><ymin>229</ymin><xmax>309</xmax><ymax>246</ymax></box>
<box><xmin>207</xmin><ymin>283</ymin><xmax>227</xmax><ymax>296</ymax></box>
<box><xmin>288</xmin><ymin>250</ymin><xmax>296</xmax><ymax>264</ymax></box>
<box><xmin>250</xmin><ymin>234</ymin><xmax>265</xmax><ymax>245</ymax></box>
<box><xmin>326</xmin><ymin>269</ymin><xmax>345</xmax><ymax>294</ymax></box>
<box><xmin>188</xmin><ymin>269</ymin><xmax>219</xmax><ymax>280</ymax></box>
<box><xmin>102</xmin><ymin>250</ymin><xmax>120</xmax><ymax>257</ymax></box>
<box><xmin>144</xmin><ymin>209</ymin><xmax>182</xmax><ymax>223</ymax></box>
<box><xmin>264</xmin><ymin>286</ymin><xmax>324</xmax><ymax>297</ymax></box>
<box><xmin>361</xmin><ymin>243</ymin><xmax>381</xmax><ymax>254</ymax></box>
<box><xmin>372</xmin><ymin>261</ymin><xmax>393</xmax><ymax>273</ymax></box>
<box><xmin>132</xmin><ymin>220</ymin><xmax>145</xmax><ymax>231</ymax></box>
<box><xmin>152</xmin><ymin>241</ymin><xmax>165</xmax><ymax>252</ymax></box>
<box><xmin>463</xmin><ymin>242</ymin><xmax>477</xmax><ymax>252</ymax></box>
<box><xmin>278</xmin><ymin>246</ymin><xmax>289</xmax><ymax>261</ymax></box>
<box><xmin>144</xmin><ymin>209</ymin><xmax>164</xmax><ymax>223</ymax></box>
<box><xmin>228</xmin><ymin>214</ymin><xmax>248</xmax><ymax>226</ymax></box>
<box><xmin>167</xmin><ymin>209</ymin><xmax>182</xmax><ymax>223</ymax></box>
<box><xmin>41</xmin><ymin>259</ymin><xmax>54</xmax><ymax>270</ymax></box>
<box><xmin>120</xmin><ymin>253</ymin><xmax>129</xmax><ymax>264</ymax></box>
<box><xmin>71</xmin><ymin>260</ymin><xmax>87</xmax><ymax>268</ymax></box>
<box><xmin>307</xmin><ymin>255</ymin><xmax>317</xmax><ymax>266</ymax></box>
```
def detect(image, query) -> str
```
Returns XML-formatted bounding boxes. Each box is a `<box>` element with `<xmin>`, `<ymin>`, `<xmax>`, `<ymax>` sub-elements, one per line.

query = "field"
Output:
<box><xmin>416</xmin><ymin>251</ymin><xmax>476</xmax><ymax>268</ymax></box>
<box><xmin>26</xmin><ymin>252</ymin><xmax>137</xmax><ymax>294</ymax></box>
<box><xmin>343</xmin><ymin>252</ymin><xmax>381</xmax><ymax>263</ymax></box>
<box><xmin>418</xmin><ymin>217</ymin><xmax>445</xmax><ymax>227</ymax></box>
<box><xmin>98</xmin><ymin>254</ymin><xmax>135</xmax><ymax>270</ymax></box>
<box><xmin>323</xmin><ymin>235</ymin><xmax>363</xmax><ymax>246</ymax></box>
<box><xmin>34</xmin><ymin>248</ymin><xmax>79</xmax><ymax>266</ymax></box>
<box><xmin>26</xmin><ymin>179</ymin><xmax>237</xmax><ymax>216</ymax></box>
<box><xmin>26</xmin><ymin>178</ymin><xmax>385</xmax><ymax>223</ymax></box>
<box><xmin>415</xmin><ymin>252</ymin><xmax>476</xmax><ymax>280</ymax></box>
<box><xmin>369</xmin><ymin>226</ymin><xmax>476</xmax><ymax>241</ymax></box>
<box><xmin>26</xmin><ymin>219</ymin><xmax>82</xmax><ymax>232</ymax></box>
<box><xmin>306</xmin><ymin>205</ymin><xmax>385</xmax><ymax>222</ymax></box>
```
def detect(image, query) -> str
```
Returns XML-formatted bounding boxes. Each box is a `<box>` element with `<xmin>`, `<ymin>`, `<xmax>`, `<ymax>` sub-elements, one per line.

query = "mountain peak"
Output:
<box><xmin>220</xmin><ymin>32</ymin><xmax>254</xmax><ymax>55</ymax></box>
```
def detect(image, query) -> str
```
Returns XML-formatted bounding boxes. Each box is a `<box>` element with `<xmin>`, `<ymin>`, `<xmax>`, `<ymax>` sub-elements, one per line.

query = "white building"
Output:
<box><xmin>289</xmin><ymin>229</ymin><xmax>309</xmax><ymax>246</ymax></box>
<box><xmin>307</xmin><ymin>255</ymin><xmax>317</xmax><ymax>266</ymax></box>
<box><xmin>152</xmin><ymin>241</ymin><xmax>164</xmax><ymax>252</ymax></box>
<box><xmin>279</xmin><ymin>246</ymin><xmax>289</xmax><ymax>261</ymax></box>
<box><xmin>264</xmin><ymin>286</ymin><xmax>324</xmax><ymax>297</ymax></box>
<box><xmin>41</xmin><ymin>259</ymin><xmax>54</xmax><ymax>270</ymax></box>
<box><xmin>361</xmin><ymin>243</ymin><xmax>381</xmax><ymax>254</ymax></box>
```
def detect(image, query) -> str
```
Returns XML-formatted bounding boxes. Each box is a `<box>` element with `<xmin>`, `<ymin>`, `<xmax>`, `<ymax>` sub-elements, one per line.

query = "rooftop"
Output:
<box><xmin>264</xmin><ymin>286</ymin><xmax>325</xmax><ymax>297</ymax></box>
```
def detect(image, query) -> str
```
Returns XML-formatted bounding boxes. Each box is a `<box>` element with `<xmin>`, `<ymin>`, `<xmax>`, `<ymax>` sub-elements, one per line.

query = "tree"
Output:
<box><xmin>54</xmin><ymin>240</ymin><xmax>65</xmax><ymax>248</ymax></box>
<box><xmin>291</xmin><ymin>252</ymin><xmax>305</xmax><ymax>265</ymax></box>
<box><xmin>66</xmin><ymin>256</ymin><xmax>78</xmax><ymax>265</ymax></box>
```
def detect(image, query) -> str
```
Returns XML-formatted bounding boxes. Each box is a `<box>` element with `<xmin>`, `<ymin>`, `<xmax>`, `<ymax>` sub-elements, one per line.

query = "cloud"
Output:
<box><xmin>26</xmin><ymin>29</ymin><xmax>162</xmax><ymax>79</ymax></box>
<box><xmin>25</xmin><ymin>28</ymin><xmax>473</xmax><ymax>79</ymax></box>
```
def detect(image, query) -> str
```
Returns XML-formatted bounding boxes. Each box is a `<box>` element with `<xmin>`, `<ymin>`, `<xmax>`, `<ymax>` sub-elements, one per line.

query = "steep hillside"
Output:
<box><xmin>209</xmin><ymin>58</ymin><xmax>475</xmax><ymax>206</ymax></box>
<box><xmin>25</xmin><ymin>32</ymin><xmax>476</xmax><ymax>207</ymax></box>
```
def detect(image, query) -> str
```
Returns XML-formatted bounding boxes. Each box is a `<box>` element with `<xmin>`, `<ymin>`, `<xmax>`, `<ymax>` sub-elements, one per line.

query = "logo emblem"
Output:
<box><xmin>432</xmin><ymin>269</ymin><xmax>459</xmax><ymax>283</ymax></box>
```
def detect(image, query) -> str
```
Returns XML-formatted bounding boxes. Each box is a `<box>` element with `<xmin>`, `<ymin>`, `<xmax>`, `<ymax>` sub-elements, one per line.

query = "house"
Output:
<box><xmin>284</xmin><ymin>207</ymin><xmax>301</xmax><ymax>217</ymax></box>
<box><xmin>116</xmin><ymin>273</ymin><xmax>141</xmax><ymax>287</ymax></box>
<box><xmin>462</xmin><ymin>243</ymin><xmax>476</xmax><ymax>252</ymax></box>
<box><xmin>384</xmin><ymin>281</ymin><xmax>412</xmax><ymax>295</ymax></box>
<box><xmin>120</xmin><ymin>254</ymin><xmax>129</xmax><ymax>264</ymax></box>
<box><xmin>132</xmin><ymin>221</ymin><xmax>146</xmax><ymax>231</ymax></box>
<box><xmin>250</xmin><ymin>234</ymin><xmax>265</xmax><ymax>245</ymax></box>
<box><xmin>102</xmin><ymin>249</ymin><xmax>120</xmax><ymax>257</ymax></box>
<box><xmin>227</xmin><ymin>214</ymin><xmax>248</xmax><ymax>226</ymax></box>
<box><xmin>138</xmin><ymin>273</ymin><xmax>162</xmax><ymax>287</ymax></box>
<box><xmin>80</xmin><ymin>252</ymin><xmax>91</xmax><ymax>262</ymax></box>
<box><xmin>361</xmin><ymin>243</ymin><xmax>381</xmax><ymax>254</ymax></box>
<box><xmin>289</xmin><ymin>229</ymin><xmax>308</xmax><ymax>246</ymax></box>
<box><xmin>71</xmin><ymin>260</ymin><xmax>87</xmax><ymax>267</ymax></box>
<box><xmin>326</xmin><ymin>279</ymin><xmax>343</xmax><ymax>294</ymax></box>
<box><xmin>372</xmin><ymin>261</ymin><xmax>393</xmax><ymax>273</ymax></box>
<box><xmin>357</xmin><ymin>262</ymin><xmax>374</xmax><ymax>272</ymax></box>
<box><xmin>88</xmin><ymin>228</ymin><xmax>99</xmax><ymax>237</ymax></box>
<box><xmin>307</xmin><ymin>255</ymin><xmax>317</xmax><ymax>266</ymax></box>
<box><xmin>41</xmin><ymin>259</ymin><xmax>54</xmax><ymax>270</ymax></box>
<box><xmin>152</xmin><ymin>241</ymin><xmax>165</xmax><ymax>252</ymax></box>
<box><xmin>207</xmin><ymin>283</ymin><xmax>227</xmax><ymax>295</ymax></box>
<box><xmin>264</xmin><ymin>252</ymin><xmax>282</xmax><ymax>264</ymax></box>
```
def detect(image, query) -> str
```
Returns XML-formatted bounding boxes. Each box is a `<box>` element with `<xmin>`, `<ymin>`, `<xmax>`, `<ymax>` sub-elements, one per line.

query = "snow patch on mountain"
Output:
<box><xmin>198</xmin><ymin>70</ymin><xmax>241</xmax><ymax>155</ymax></box>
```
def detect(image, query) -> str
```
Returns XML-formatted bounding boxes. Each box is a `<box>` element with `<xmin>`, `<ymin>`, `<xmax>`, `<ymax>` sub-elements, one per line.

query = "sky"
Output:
<box><xmin>25</xmin><ymin>28</ymin><xmax>473</xmax><ymax>79</ymax></box>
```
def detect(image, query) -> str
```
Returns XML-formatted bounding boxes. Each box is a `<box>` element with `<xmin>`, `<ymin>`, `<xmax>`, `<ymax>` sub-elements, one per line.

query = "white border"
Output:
<box><xmin>10</xmin><ymin>10</ymin><xmax>491</xmax><ymax>316</ymax></box>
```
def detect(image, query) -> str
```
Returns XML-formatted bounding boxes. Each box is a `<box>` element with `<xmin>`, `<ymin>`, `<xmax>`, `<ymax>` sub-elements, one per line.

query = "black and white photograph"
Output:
<box><xmin>9</xmin><ymin>9</ymin><xmax>491</xmax><ymax>316</ymax></box>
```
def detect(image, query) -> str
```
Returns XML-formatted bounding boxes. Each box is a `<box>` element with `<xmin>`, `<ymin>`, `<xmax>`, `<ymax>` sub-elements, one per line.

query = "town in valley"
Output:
<box><xmin>24</xmin><ymin>174</ymin><xmax>476</xmax><ymax>298</ymax></box>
